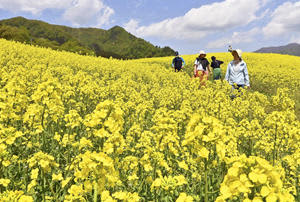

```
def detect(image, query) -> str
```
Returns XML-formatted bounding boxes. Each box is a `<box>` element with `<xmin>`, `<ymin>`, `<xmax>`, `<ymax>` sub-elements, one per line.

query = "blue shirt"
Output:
<box><xmin>225</xmin><ymin>60</ymin><xmax>250</xmax><ymax>86</ymax></box>
<box><xmin>172</xmin><ymin>57</ymin><xmax>185</xmax><ymax>68</ymax></box>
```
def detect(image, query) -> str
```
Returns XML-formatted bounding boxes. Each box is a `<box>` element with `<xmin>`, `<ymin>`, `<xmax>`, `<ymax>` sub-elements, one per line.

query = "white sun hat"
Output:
<box><xmin>199</xmin><ymin>50</ymin><xmax>206</xmax><ymax>55</ymax></box>
<box><xmin>233</xmin><ymin>49</ymin><xmax>242</xmax><ymax>58</ymax></box>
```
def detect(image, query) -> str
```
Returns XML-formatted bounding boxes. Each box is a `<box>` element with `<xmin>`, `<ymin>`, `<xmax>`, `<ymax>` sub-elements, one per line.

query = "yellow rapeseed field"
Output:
<box><xmin>0</xmin><ymin>39</ymin><xmax>299</xmax><ymax>201</ymax></box>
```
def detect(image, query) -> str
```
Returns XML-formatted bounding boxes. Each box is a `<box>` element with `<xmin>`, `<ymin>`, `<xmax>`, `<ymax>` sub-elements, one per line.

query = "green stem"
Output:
<box><xmin>93</xmin><ymin>182</ymin><xmax>98</xmax><ymax>202</ymax></box>
<box><xmin>42</xmin><ymin>169</ymin><xmax>46</xmax><ymax>202</ymax></box>
<box><xmin>296</xmin><ymin>169</ymin><xmax>299</xmax><ymax>202</ymax></box>
<box><xmin>273</xmin><ymin>125</ymin><xmax>277</xmax><ymax>166</ymax></box>
<box><xmin>204</xmin><ymin>159</ymin><xmax>208</xmax><ymax>202</ymax></box>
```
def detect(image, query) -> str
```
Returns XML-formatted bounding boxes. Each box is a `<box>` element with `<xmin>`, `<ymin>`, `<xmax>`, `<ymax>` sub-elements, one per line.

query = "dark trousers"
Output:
<box><xmin>230</xmin><ymin>84</ymin><xmax>245</xmax><ymax>100</ymax></box>
<box><xmin>175</xmin><ymin>67</ymin><xmax>182</xmax><ymax>72</ymax></box>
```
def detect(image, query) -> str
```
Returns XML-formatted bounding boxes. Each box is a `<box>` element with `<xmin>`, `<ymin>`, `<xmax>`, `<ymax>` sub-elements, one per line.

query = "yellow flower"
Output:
<box><xmin>199</xmin><ymin>147</ymin><xmax>209</xmax><ymax>159</ymax></box>
<box><xmin>266</xmin><ymin>193</ymin><xmax>277</xmax><ymax>202</ymax></box>
<box><xmin>2</xmin><ymin>160</ymin><xmax>11</xmax><ymax>167</ymax></box>
<box><xmin>39</xmin><ymin>159</ymin><xmax>50</xmax><ymax>170</ymax></box>
<box><xmin>68</xmin><ymin>184</ymin><xmax>84</xmax><ymax>196</ymax></box>
<box><xmin>252</xmin><ymin>197</ymin><xmax>263</xmax><ymax>202</ymax></box>
<box><xmin>112</xmin><ymin>191</ymin><xmax>127</xmax><ymax>200</ymax></box>
<box><xmin>258</xmin><ymin>174</ymin><xmax>267</xmax><ymax>184</ymax></box>
<box><xmin>260</xmin><ymin>186</ymin><xmax>270</xmax><ymax>197</ymax></box>
<box><xmin>5</xmin><ymin>136</ymin><xmax>16</xmax><ymax>145</ymax></box>
<box><xmin>54</xmin><ymin>133</ymin><xmax>61</xmax><ymax>141</ymax></box>
<box><xmin>52</xmin><ymin>173</ymin><xmax>63</xmax><ymax>181</ymax></box>
<box><xmin>220</xmin><ymin>185</ymin><xmax>231</xmax><ymax>199</ymax></box>
<box><xmin>249</xmin><ymin>172</ymin><xmax>259</xmax><ymax>183</ymax></box>
<box><xmin>79</xmin><ymin>137</ymin><xmax>92</xmax><ymax>149</ymax></box>
<box><xmin>103</xmin><ymin>142</ymin><xmax>114</xmax><ymax>154</ymax></box>
<box><xmin>178</xmin><ymin>161</ymin><xmax>189</xmax><ymax>170</ymax></box>
<box><xmin>128</xmin><ymin>174</ymin><xmax>139</xmax><ymax>181</ymax></box>
<box><xmin>27</xmin><ymin>180</ymin><xmax>37</xmax><ymax>191</ymax></box>
<box><xmin>19</xmin><ymin>195</ymin><xmax>34</xmax><ymax>202</ymax></box>
<box><xmin>127</xmin><ymin>192</ymin><xmax>140</xmax><ymax>202</ymax></box>
<box><xmin>151</xmin><ymin>178</ymin><xmax>162</xmax><ymax>189</ymax></box>
<box><xmin>31</xmin><ymin>168</ymin><xmax>39</xmax><ymax>180</ymax></box>
<box><xmin>228</xmin><ymin>167</ymin><xmax>239</xmax><ymax>177</ymax></box>
<box><xmin>176</xmin><ymin>193</ymin><xmax>194</xmax><ymax>202</ymax></box>
<box><xmin>101</xmin><ymin>190</ymin><xmax>111</xmax><ymax>200</ymax></box>
<box><xmin>175</xmin><ymin>175</ymin><xmax>187</xmax><ymax>186</ymax></box>
<box><xmin>102</xmin><ymin>190</ymin><xmax>116</xmax><ymax>202</ymax></box>
<box><xmin>61</xmin><ymin>177</ymin><xmax>72</xmax><ymax>188</ymax></box>
<box><xmin>83</xmin><ymin>180</ymin><xmax>93</xmax><ymax>192</ymax></box>
<box><xmin>0</xmin><ymin>178</ymin><xmax>10</xmax><ymax>187</ymax></box>
<box><xmin>144</xmin><ymin>163</ymin><xmax>153</xmax><ymax>172</ymax></box>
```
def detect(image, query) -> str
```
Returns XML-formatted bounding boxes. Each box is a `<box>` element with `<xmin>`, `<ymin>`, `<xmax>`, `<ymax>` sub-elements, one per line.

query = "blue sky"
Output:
<box><xmin>1</xmin><ymin>0</ymin><xmax>300</xmax><ymax>54</ymax></box>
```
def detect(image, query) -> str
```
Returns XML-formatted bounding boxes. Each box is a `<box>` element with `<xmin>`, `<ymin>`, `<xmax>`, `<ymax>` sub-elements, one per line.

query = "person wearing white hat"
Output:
<box><xmin>225</xmin><ymin>48</ymin><xmax>250</xmax><ymax>91</ymax></box>
<box><xmin>193</xmin><ymin>50</ymin><xmax>211</xmax><ymax>82</ymax></box>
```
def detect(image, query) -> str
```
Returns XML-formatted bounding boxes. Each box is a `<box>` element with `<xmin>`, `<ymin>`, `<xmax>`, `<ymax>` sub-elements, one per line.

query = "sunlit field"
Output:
<box><xmin>0</xmin><ymin>39</ymin><xmax>299</xmax><ymax>201</ymax></box>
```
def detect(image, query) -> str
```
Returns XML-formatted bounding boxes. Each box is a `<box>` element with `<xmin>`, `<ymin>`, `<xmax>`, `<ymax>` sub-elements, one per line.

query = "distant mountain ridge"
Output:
<box><xmin>255</xmin><ymin>43</ymin><xmax>300</xmax><ymax>56</ymax></box>
<box><xmin>0</xmin><ymin>17</ymin><xmax>175</xmax><ymax>59</ymax></box>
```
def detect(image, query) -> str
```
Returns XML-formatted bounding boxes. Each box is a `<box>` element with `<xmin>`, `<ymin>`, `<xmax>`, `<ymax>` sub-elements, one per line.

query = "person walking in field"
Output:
<box><xmin>211</xmin><ymin>56</ymin><xmax>224</xmax><ymax>80</ymax></box>
<box><xmin>225</xmin><ymin>49</ymin><xmax>250</xmax><ymax>95</ymax></box>
<box><xmin>194</xmin><ymin>50</ymin><xmax>211</xmax><ymax>82</ymax></box>
<box><xmin>172</xmin><ymin>51</ymin><xmax>185</xmax><ymax>72</ymax></box>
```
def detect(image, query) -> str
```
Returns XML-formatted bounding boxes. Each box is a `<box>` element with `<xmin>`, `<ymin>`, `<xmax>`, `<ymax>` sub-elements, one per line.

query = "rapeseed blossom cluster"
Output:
<box><xmin>0</xmin><ymin>39</ymin><xmax>299</xmax><ymax>201</ymax></box>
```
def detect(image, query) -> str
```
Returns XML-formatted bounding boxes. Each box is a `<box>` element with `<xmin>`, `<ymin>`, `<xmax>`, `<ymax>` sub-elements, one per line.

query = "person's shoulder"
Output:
<box><xmin>240</xmin><ymin>60</ymin><xmax>247</xmax><ymax>66</ymax></box>
<box><xmin>203</xmin><ymin>58</ymin><xmax>209</xmax><ymax>63</ymax></box>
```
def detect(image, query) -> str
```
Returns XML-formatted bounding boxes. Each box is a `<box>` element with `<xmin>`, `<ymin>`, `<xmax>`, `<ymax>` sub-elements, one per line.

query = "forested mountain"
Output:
<box><xmin>0</xmin><ymin>17</ymin><xmax>175</xmax><ymax>59</ymax></box>
<box><xmin>255</xmin><ymin>43</ymin><xmax>300</xmax><ymax>57</ymax></box>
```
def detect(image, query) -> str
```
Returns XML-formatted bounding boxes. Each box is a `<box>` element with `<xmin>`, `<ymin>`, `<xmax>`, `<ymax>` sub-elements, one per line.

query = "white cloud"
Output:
<box><xmin>206</xmin><ymin>28</ymin><xmax>261</xmax><ymax>48</ymax></box>
<box><xmin>262</xmin><ymin>0</ymin><xmax>272</xmax><ymax>7</ymax></box>
<box><xmin>124</xmin><ymin>0</ymin><xmax>266</xmax><ymax>40</ymax></box>
<box><xmin>0</xmin><ymin>0</ymin><xmax>72</xmax><ymax>14</ymax></box>
<box><xmin>263</xmin><ymin>1</ymin><xmax>300</xmax><ymax>37</ymax></box>
<box><xmin>289</xmin><ymin>35</ymin><xmax>300</xmax><ymax>44</ymax></box>
<box><xmin>124</xmin><ymin>19</ymin><xmax>139</xmax><ymax>34</ymax></box>
<box><xmin>96</xmin><ymin>6</ymin><xmax>115</xmax><ymax>27</ymax></box>
<box><xmin>0</xmin><ymin>0</ymin><xmax>114</xmax><ymax>27</ymax></box>
<box><xmin>63</xmin><ymin>0</ymin><xmax>114</xmax><ymax>27</ymax></box>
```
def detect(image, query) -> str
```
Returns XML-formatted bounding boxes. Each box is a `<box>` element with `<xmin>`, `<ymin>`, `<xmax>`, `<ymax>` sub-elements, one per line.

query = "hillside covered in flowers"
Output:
<box><xmin>0</xmin><ymin>39</ymin><xmax>299</xmax><ymax>201</ymax></box>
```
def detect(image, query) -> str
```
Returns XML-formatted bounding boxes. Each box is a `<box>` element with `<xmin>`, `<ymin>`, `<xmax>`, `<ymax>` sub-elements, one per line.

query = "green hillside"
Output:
<box><xmin>0</xmin><ymin>17</ymin><xmax>175</xmax><ymax>59</ymax></box>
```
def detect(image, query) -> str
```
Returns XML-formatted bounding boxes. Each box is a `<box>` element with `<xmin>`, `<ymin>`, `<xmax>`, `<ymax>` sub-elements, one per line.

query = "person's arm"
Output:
<box><xmin>172</xmin><ymin>58</ymin><xmax>175</xmax><ymax>68</ymax></box>
<box><xmin>207</xmin><ymin>60</ymin><xmax>211</xmax><ymax>73</ymax></box>
<box><xmin>194</xmin><ymin>64</ymin><xmax>197</xmax><ymax>76</ymax></box>
<box><xmin>207</xmin><ymin>64</ymin><xmax>211</xmax><ymax>74</ymax></box>
<box><xmin>243</xmin><ymin>63</ymin><xmax>250</xmax><ymax>87</ymax></box>
<box><xmin>181</xmin><ymin>57</ymin><xmax>186</xmax><ymax>67</ymax></box>
<box><xmin>194</xmin><ymin>60</ymin><xmax>198</xmax><ymax>76</ymax></box>
<box><xmin>218</xmin><ymin>60</ymin><xmax>224</xmax><ymax>65</ymax></box>
<box><xmin>225</xmin><ymin>63</ymin><xmax>231</xmax><ymax>82</ymax></box>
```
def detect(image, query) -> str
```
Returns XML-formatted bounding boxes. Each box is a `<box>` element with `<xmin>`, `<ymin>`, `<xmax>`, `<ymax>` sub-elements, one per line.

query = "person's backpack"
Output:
<box><xmin>174</xmin><ymin>57</ymin><xmax>183</xmax><ymax>69</ymax></box>
<box><xmin>196</xmin><ymin>57</ymin><xmax>206</xmax><ymax>71</ymax></box>
<box><xmin>213</xmin><ymin>60</ymin><xmax>219</xmax><ymax>68</ymax></box>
